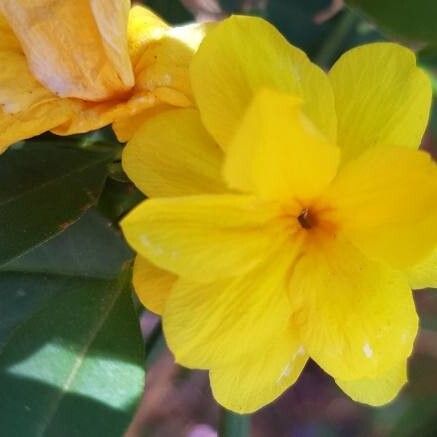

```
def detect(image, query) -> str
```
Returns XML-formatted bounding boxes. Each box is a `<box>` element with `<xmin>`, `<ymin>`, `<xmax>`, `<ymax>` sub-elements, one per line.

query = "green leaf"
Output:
<box><xmin>98</xmin><ymin>179</ymin><xmax>145</xmax><ymax>223</ymax></box>
<box><xmin>0</xmin><ymin>273</ymin><xmax>66</xmax><ymax>349</ymax></box>
<box><xmin>261</xmin><ymin>0</ymin><xmax>380</xmax><ymax>65</ymax></box>
<box><xmin>0</xmin><ymin>265</ymin><xmax>144</xmax><ymax>437</ymax></box>
<box><xmin>0</xmin><ymin>142</ymin><xmax>114</xmax><ymax>266</ymax></box>
<box><xmin>2</xmin><ymin>209</ymin><xmax>132</xmax><ymax>279</ymax></box>
<box><xmin>418</xmin><ymin>47</ymin><xmax>437</xmax><ymax>96</ymax></box>
<box><xmin>0</xmin><ymin>209</ymin><xmax>141</xmax><ymax>436</ymax></box>
<box><xmin>0</xmin><ymin>208</ymin><xmax>133</xmax><ymax>350</ymax></box>
<box><xmin>0</xmin><ymin>207</ymin><xmax>133</xmax><ymax>350</ymax></box>
<box><xmin>346</xmin><ymin>0</ymin><xmax>437</xmax><ymax>46</ymax></box>
<box><xmin>141</xmin><ymin>0</ymin><xmax>193</xmax><ymax>24</ymax></box>
<box><xmin>267</xmin><ymin>0</ymin><xmax>339</xmax><ymax>56</ymax></box>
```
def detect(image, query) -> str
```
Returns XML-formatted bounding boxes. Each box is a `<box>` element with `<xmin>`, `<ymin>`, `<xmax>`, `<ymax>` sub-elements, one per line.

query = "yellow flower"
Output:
<box><xmin>0</xmin><ymin>0</ymin><xmax>206</xmax><ymax>153</ymax></box>
<box><xmin>121</xmin><ymin>16</ymin><xmax>437</xmax><ymax>413</ymax></box>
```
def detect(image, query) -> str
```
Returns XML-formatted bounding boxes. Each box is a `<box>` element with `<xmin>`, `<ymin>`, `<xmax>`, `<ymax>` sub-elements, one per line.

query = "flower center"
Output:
<box><xmin>297</xmin><ymin>208</ymin><xmax>317</xmax><ymax>230</ymax></box>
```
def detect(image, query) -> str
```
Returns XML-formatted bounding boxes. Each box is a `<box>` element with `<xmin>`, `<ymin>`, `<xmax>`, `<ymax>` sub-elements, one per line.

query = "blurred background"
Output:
<box><xmin>125</xmin><ymin>1</ymin><xmax>437</xmax><ymax>436</ymax></box>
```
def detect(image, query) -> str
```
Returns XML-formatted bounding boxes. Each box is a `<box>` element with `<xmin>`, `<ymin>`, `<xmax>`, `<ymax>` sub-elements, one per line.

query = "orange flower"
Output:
<box><xmin>0</xmin><ymin>0</ymin><xmax>206</xmax><ymax>153</ymax></box>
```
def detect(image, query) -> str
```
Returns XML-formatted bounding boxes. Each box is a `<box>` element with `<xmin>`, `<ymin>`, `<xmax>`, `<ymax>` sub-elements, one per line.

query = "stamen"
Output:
<box><xmin>298</xmin><ymin>208</ymin><xmax>316</xmax><ymax>229</ymax></box>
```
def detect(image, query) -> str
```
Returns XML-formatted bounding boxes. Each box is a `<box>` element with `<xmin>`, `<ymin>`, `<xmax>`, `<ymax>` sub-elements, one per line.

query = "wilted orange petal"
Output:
<box><xmin>0</xmin><ymin>15</ymin><xmax>71</xmax><ymax>152</ymax></box>
<box><xmin>0</xmin><ymin>0</ymin><xmax>134</xmax><ymax>101</ymax></box>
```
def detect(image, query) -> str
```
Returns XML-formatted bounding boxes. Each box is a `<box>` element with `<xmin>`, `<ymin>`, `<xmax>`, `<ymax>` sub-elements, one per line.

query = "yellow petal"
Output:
<box><xmin>152</xmin><ymin>87</ymin><xmax>191</xmax><ymax>107</ymax></box>
<box><xmin>224</xmin><ymin>88</ymin><xmax>339</xmax><ymax>201</ymax></box>
<box><xmin>210</xmin><ymin>327</ymin><xmax>307</xmax><ymax>413</ymax></box>
<box><xmin>1</xmin><ymin>0</ymin><xmax>134</xmax><ymax>101</ymax></box>
<box><xmin>326</xmin><ymin>146</ymin><xmax>437</xmax><ymax>268</ymax></box>
<box><xmin>112</xmin><ymin>104</ymin><xmax>171</xmax><ymax>143</ymax></box>
<box><xmin>290</xmin><ymin>238</ymin><xmax>418</xmax><ymax>381</ymax></box>
<box><xmin>134</xmin><ymin>22</ymin><xmax>209</xmax><ymax>105</ymax></box>
<box><xmin>122</xmin><ymin>109</ymin><xmax>226</xmax><ymax>197</ymax></box>
<box><xmin>127</xmin><ymin>5</ymin><xmax>169</xmax><ymax>66</ymax></box>
<box><xmin>121</xmin><ymin>195</ymin><xmax>287</xmax><ymax>282</ymax></box>
<box><xmin>336</xmin><ymin>362</ymin><xmax>407</xmax><ymax>406</ymax></box>
<box><xmin>163</xmin><ymin>249</ymin><xmax>299</xmax><ymax>368</ymax></box>
<box><xmin>329</xmin><ymin>43</ymin><xmax>432</xmax><ymax>164</ymax></box>
<box><xmin>112</xmin><ymin>107</ymin><xmax>163</xmax><ymax>143</ymax></box>
<box><xmin>407</xmin><ymin>248</ymin><xmax>437</xmax><ymax>289</ymax></box>
<box><xmin>0</xmin><ymin>16</ymin><xmax>72</xmax><ymax>152</ymax></box>
<box><xmin>190</xmin><ymin>15</ymin><xmax>336</xmax><ymax>149</ymax></box>
<box><xmin>133</xmin><ymin>255</ymin><xmax>175</xmax><ymax>315</ymax></box>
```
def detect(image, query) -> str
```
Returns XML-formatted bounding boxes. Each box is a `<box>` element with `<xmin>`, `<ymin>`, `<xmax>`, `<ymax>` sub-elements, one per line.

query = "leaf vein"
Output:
<box><xmin>37</xmin><ymin>271</ymin><xmax>129</xmax><ymax>436</ymax></box>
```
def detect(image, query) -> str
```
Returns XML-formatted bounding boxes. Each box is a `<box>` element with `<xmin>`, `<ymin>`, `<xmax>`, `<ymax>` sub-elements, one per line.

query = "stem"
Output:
<box><xmin>314</xmin><ymin>9</ymin><xmax>358</xmax><ymax>68</ymax></box>
<box><xmin>219</xmin><ymin>410</ymin><xmax>250</xmax><ymax>437</ymax></box>
<box><xmin>144</xmin><ymin>321</ymin><xmax>165</xmax><ymax>369</ymax></box>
